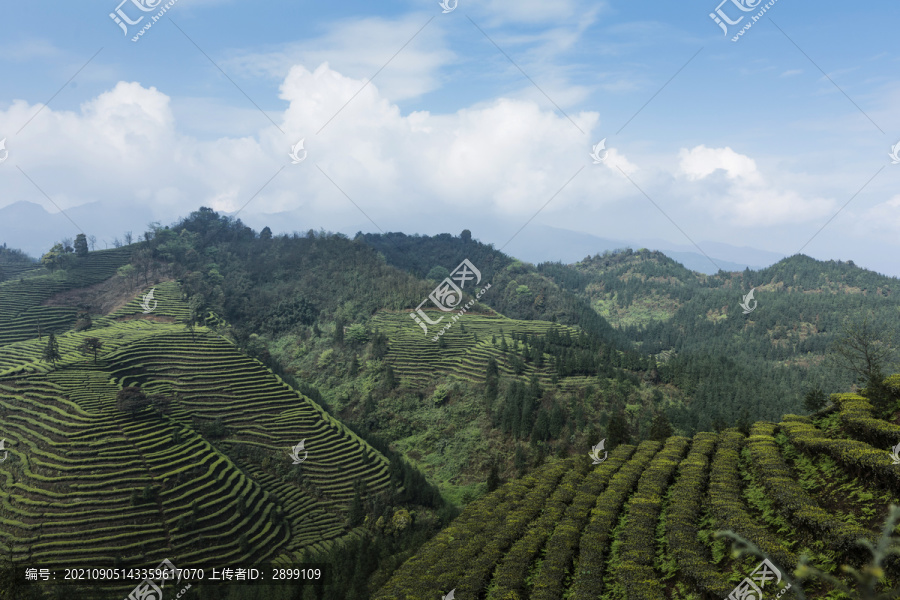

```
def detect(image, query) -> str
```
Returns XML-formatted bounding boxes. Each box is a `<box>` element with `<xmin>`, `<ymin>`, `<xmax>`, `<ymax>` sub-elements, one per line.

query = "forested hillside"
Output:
<box><xmin>537</xmin><ymin>248</ymin><xmax>900</xmax><ymax>432</ymax></box>
<box><xmin>376</xmin><ymin>378</ymin><xmax>900</xmax><ymax>599</ymax></box>
<box><xmin>113</xmin><ymin>212</ymin><xmax>672</xmax><ymax>502</ymax></box>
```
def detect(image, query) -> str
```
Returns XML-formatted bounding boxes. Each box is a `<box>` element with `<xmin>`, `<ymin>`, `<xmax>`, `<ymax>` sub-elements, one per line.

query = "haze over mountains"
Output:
<box><xmin>0</xmin><ymin>200</ymin><xmax>872</xmax><ymax>278</ymax></box>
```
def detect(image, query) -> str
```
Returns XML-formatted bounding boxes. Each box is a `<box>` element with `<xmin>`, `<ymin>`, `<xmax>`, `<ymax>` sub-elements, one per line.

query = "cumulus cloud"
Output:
<box><xmin>679</xmin><ymin>145</ymin><xmax>760</xmax><ymax>183</ymax></box>
<box><xmin>677</xmin><ymin>145</ymin><xmax>834</xmax><ymax>226</ymax></box>
<box><xmin>1</xmin><ymin>62</ymin><xmax>630</xmax><ymax>226</ymax></box>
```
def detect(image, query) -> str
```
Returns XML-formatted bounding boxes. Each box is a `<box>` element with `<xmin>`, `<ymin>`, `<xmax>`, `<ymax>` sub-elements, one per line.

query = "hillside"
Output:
<box><xmin>105</xmin><ymin>212</ymin><xmax>671</xmax><ymax>501</ymax></box>
<box><xmin>375</xmin><ymin>382</ymin><xmax>900</xmax><ymax>599</ymax></box>
<box><xmin>536</xmin><ymin>248</ymin><xmax>900</xmax><ymax>431</ymax></box>
<box><xmin>0</xmin><ymin>256</ymin><xmax>444</xmax><ymax>599</ymax></box>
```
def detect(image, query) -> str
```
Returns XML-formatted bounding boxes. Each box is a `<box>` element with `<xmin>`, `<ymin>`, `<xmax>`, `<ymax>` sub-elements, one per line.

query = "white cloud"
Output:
<box><xmin>1</xmin><ymin>63</ymin><xmax>629</xmax><ymax>225</ymax></box>
<box><xmin>677</xmin><ymin>145</ymin><xmax>834</xmax><ymax>226</ymax></box>
<box><xmin>223</xmin><ymin>15</ymin><xmax>454</xmax><ymax>102</ymax></box>
<box><xmin>679</xmin><ymin>145</ymin><xmax>760</xmax><ymax>182</ymax></box>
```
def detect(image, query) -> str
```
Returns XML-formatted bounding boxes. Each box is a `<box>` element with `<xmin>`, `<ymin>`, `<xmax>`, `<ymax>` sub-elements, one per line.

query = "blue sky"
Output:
<box><xmin>1</xmin><ymin>0</ymin><xmax>898</xmax><ymax>275</ymax></box>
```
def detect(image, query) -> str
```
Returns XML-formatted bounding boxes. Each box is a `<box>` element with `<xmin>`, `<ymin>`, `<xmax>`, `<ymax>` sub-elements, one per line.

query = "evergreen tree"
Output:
<box><xmin>348</xmin><ymin>480</ymin><xmax>365</xmax><ymax>526</ymax></box>
<box><xmin>384</xmin><ymin>364</ymin><xmax>397</xmax><ymax>390</ymax></box>
<box><xmin>334</xmin><ymin>317</ymin><xmax>345</xmax><ymax>345</ymax></box>
<box><xmin>42</xmin><ymin>332</ymin><xmax>61</xmax><ymax>366</ymax></box>
<box><xmin>74</xmin><ymin>233</ymin><xmax>89</xmax><ymax>257</ymax></box>
<box><xmin>803</xmin><ymin>386</ymin><xmax>827</xmax><ymax>412</ymax></box>
<box><xmin>608</xmin><ymin>412</ymin><xmax>631</xmax><ymax>446</ymax></box>
<box><xmin>648</xmin><ymin>411</ymin><xmax>673</xmax><ymax>441</ymax></box>
<box><xmin>829</xmin><ymin>314</ymin><xmax>897</xmax><ymax>412</ymax></box>
<box><xmin>484</xmin><ymin>356</ymin><xmax>499</xmax><ymax>408</ymax></box>
<box><xmin>513</xmin><ymin>444</ymin><xmax>527</xmax><ymax>476</ymax></box>
<box><xmin>486</xmin><ymin>459</ymin><xmax>501</xmax><ymax>493</ymax></box>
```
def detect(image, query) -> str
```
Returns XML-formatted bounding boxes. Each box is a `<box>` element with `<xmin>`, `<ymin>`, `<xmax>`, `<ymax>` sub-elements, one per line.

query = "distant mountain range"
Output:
<box><xmin>494</xmin><ymin>224</ymin><xmax>787</xmax><ymax>274</ymax></box>
<box><xmin>0</xmin><ymin>200</ymin><xmax>868</xmax><ymax>276</ymax></box>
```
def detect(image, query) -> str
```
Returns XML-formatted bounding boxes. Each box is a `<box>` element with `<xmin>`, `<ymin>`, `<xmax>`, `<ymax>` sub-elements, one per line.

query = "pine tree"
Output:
<box><xmin>334</xmin><ymin>317</ymin><xmax>345</xmax><ymax>345</ymax></box>
<box><xmin>484</xmin><ymin>356</ymin><xmax>500</xmax><ymax>408</ymax></box>
<box><xmin>42</xmin><ymin>333</ymin><xmax>61</xmax><ymax>366</ymax></box>
<box><xmin>608</xmin><ymin>412</ymin><xmax>631</xmax><ymax>446</ymax></box>
<box><xmin>348</xmin><ymin>480</ymin><xmax>365</xmax><ymax>526</ymax></box>
<box><xmin>384</xmin><ymin>364</ymin><xmax>397</xmax><ymax>390</ymax></box>
<box><xmin>803</xmin><ymin>386</ymin><xmax>827</xmax><ymax>412</ymax></box>
<box><xmin>486</xmin><ymin>459</ymin><xmax>501</xmax><ymax>493</ymax></box>
<box><xmin>648</xmin><ymin>411</ymin><xmax>673</xmax><ymax>441</ymax></box>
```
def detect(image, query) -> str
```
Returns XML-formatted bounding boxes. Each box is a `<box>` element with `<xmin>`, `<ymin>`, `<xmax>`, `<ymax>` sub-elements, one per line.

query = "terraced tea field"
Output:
<box><xmin>0</xmin><ymin>262</ymin><xmax>392</xmax><ymax>598</ymax></box>
<box><xmin>371</xmin><ymin>311</ymin><xmax>585</xmax><ymax>387</ymax></box>
<box><xmin>0</xmin><ymin>247</ymin><xmax>132</xmax><ymax>346</ymax></box>
<box><xmin>374</xmin><ymin>390</ymin><xmax>900</xmax><ymax>599</ymax></box>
